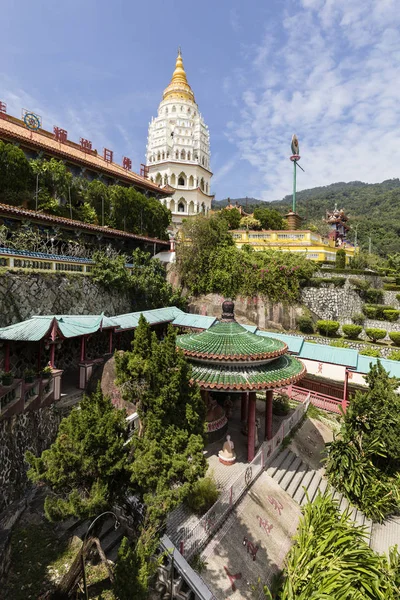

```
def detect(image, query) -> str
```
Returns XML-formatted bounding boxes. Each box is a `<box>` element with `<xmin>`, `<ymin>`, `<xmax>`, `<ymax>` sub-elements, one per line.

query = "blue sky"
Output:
<box><xmin>1</xmin><ymin>0</ymin><xmax>400</xmax><ymax>201</ymax></box>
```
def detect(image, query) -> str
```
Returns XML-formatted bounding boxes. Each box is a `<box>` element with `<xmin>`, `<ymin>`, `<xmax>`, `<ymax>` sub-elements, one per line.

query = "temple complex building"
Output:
<box><xmin>146</xmin><ymin>50</ymin><xmax>213</xmax><ymax>226</ymax></box>
<box><xmin>326</xmin><ymin>204</ymin><xmax>350</xmax><ymax>247</ymax></box>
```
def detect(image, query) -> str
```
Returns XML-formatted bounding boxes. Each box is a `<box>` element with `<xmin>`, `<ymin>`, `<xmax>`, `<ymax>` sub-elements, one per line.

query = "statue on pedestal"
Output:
<box><xmin>218</xmin><ymin>434</ymin><xmax>237</xmax><ymax>466</ymax></box>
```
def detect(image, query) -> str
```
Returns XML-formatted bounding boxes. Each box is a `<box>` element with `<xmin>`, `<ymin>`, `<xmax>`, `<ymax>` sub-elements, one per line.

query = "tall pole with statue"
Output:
<box><xmin>286</xmin><ymin>134</ymin><xmax>304</xmax><ymax>229</ymax></box>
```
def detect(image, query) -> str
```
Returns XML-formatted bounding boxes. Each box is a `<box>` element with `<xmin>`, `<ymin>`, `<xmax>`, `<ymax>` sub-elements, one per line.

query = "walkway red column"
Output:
<box><xmin>241</xmin><ymin>392</ymin><xmax>248</xmax><ymax>422</ymax></box>
<box><xmin>265</xmin><ymin>389</ymin><xmax>273</xmax><ymax>440</ymax></box>
<box><xmin>80</xmin><ymin>336</ymin><xmax>86</xmax><ymax>362</ymax></box>
<box><xmin>247</xmin><ymin>391</ymin><xmax>256</xmax><ymax>462</ymax></box>
<box><xmin>49</xmin><ymin>344</ymin><xmax>56</xmax><ymax>368</ymax></box>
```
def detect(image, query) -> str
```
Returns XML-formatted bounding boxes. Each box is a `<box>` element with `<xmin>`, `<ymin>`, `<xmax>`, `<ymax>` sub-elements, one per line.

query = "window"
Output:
<box><xmin>157</xmin><ymin>152</ymin><xmax>161</xmax><ymax>161</ymax></box>
<box><xmin>200</xmin><ymin>177</ymin><xmax>204</xmax><ymax>191</ymax></box>
<box><xmin>175</xmin><ymin>150</ymin><xmax>179</xmax><ymax>159</ymax></box>
<box><xmin>155</xmin><ymin>173</ymin><xmax>162</xmax><ymax>185</ymax></box>
<box><xmin>187</xmin><ymin>151</ymin><xmax>191</xmax><ymax>160</ymax></box>
<box><xmin>206</xmin><ymin>182</ymin><xmax>209</xmax><ymax>193</ymax></box>
<box><xmin>162</xmin><ymin>151</ymin><xmax>165</xmax><ymax>159</ymax></box>
<box><xmin>178</xmin><ymin>201</ymin><xmax>185</xmax><ymax>212</ymax></box>
<box><xmin>172</xmin><ymin>106</ymin><xmax>176</xmax><ymax>112</ymax></box>
<box><xmin>163</xmin><ymin>174</ymin><xmax>168</xmax><ymax>185</ymax></box>
<box><xmin>181</xmin><ymin>150</ymin><xmax>186</xmax><ymax>160</ymax></box>
<box><xmin>171</xmin><ymin>174</ymin><xmax>176</xmax><ymax>186</ymax></box>
<box><xmin>189</xmin><ymin>175</ymin><xmax>194</xmax><ymax>187</ymax></box>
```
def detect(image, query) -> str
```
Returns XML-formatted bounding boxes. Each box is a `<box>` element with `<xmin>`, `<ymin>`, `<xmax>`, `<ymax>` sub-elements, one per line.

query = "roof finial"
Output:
<box><xmin>178</xmin><ymin>46</ymin><xmax>182</xmax><ymax>57</ymax></box>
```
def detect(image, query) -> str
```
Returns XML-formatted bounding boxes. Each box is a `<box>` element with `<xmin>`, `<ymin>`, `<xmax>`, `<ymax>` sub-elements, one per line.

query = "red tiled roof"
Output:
<box><xmin>0</xmin><ymin>116</ymin><xmax>168</xmax><ymax>196</ymax></box>
<box><xmin>0</xmin><ymin>203</ymin><xmax>169</xmax><ymax>246</ymax></box>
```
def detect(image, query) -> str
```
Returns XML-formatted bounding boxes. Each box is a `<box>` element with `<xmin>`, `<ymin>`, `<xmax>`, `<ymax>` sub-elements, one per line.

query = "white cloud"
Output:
<box><xmin>226</xmin><ymin>0</ymin><xmax>400</xmax><ymax>200</ymax></box>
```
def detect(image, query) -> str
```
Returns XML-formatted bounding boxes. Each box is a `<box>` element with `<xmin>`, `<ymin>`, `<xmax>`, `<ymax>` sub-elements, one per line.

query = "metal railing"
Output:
<box><xmin>177</xmin><ymin>396</ymin><xmax>310</xmax><ymax>559</ymax></box>
<box><xmin>286</xmin><ymin>385</ymin><xmax>342</xmax><ymax>414</ymax></box>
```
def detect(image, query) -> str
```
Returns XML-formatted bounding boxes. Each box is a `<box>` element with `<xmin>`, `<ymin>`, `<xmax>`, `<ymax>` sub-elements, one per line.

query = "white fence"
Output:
<box><xmin>178</xmin><ymin>395</ymin><xmax>311</xmax><ymax>559</ymax></box>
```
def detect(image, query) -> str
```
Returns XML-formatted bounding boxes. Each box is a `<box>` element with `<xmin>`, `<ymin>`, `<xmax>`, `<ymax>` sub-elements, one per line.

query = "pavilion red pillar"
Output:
<box><xmin>241</xmin><ymin>391</ymin><xmax>248</xmax><ymax>422</ymax></box>
<box><xmin>49</xmin><ymin>344</ymin><xmax>56</xmax><ymax>368</ymax></box>
<box><xmin>265</xmin><ymin>389</ymin><xmax>273</xmax><ymax>440</ymax></box>
<box><xmin>247</xmin><ymin>391</ymin><xmax>256</xmax><ymax>462</ymax></box>
<box><xmin>108</xmin><ymin>330</ymin><xmax>113</xmax><ymax>354</ymax></box>
<box><xmin>80</xmin><ymin>336</ymin><xmax>86</xmax><ymax>362</ymax></box>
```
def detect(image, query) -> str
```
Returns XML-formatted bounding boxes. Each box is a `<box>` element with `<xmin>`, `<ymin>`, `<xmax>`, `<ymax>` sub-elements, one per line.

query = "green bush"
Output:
<box><xmin>273</xmin><ymin>393</ymin><xmax>291</xmax><ymax>416</ymax></box>
<box><xmin>365</xmin><ymin>288</ymin><xmax>384</xmax><ymax>303</ymax></box>
<box><xmin>362</xmin><ymin>304</ymin><xmax>378</xmax><ymax>318</ymax></box>
<box><xmin>389</xmin><ymin>331</ymin><xmax>400</xmax><ymax>347</ymax></box>
<box><xmin>316</xmin><ymin>320</ymin><xmax>340</xmax><ymax>337</ymax></box>
<box><xmin>186</xmin><ymin>476</ymin><xmax>219</xmax><ymax>515</ymax></box>
<box><xmin>362</xmin><ymin>304</ymin><xmax>396</xmax><ymax>320</ymax></box>
<box><xmin>297</xmin><ymin>315</ymin><xmax>314</xmax><ymax>334</ymax></box>
<box><xmin>359</xmin><ymin>347</ymin><xmax>381</xmax><ymax>357</ymax></box>
<box><xmin>342</xmin><ymin>324</ymin><xmax>363</xmax><ymax>339</ymax></box>
<box><xmin>329</xmin><ymin>339</ymin><xmax>348</xmax><ymax>348</ymax></box>
<box><xmin>352</xmin><ymin>312</ymin><xmax>365</xmax><ymax>325</ymax></box>
<box><xmin>396</xmin><ymin>293</ymin><xmax>400</xmax><ymax>303</ymax></box>
<box><xmin>383</xmin><ymin>283</ymin><xmax>400</xmax><ymax>291</ymax></box>
<box><xmin>304</xmin><ymin>277</ymin><xmax>346</xmax><ymax>288</ymax></box>
<box><xmin>388</xmin><ymin>349</ymin><xmax>400</xmax><ymax>361</ymax></box>
<box><xmin>365</xmin><ymin>328</ymin><xmax>386</xmax><ymax>342</ymax></box>
<box><xmin>335</xmin><ymin>248</ymin><xmax>346</xmax><ymax>269</ymax></box>
<box><xmin>383</xmin><ymin>309</ymin><xmax>400</xmax><ymax>322</ymax></box>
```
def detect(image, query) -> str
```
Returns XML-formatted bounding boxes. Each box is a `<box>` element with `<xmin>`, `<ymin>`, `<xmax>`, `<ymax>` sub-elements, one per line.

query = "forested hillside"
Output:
<box><xmin>214</xmin><ymin>179</ymin><xmax>400</xmax><ymax>257</ymax></box>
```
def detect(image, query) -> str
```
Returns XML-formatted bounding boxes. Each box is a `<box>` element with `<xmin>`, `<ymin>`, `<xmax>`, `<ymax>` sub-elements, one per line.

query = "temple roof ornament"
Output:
<box><xmin>176</xmin><ymin>300</ymin><xmax>306</xmax><ymax>390</ymax></box>
<box><xmin>163</xmin><ymin>49</ymin><xmax>195</xmax><ymax>103</ymax></box>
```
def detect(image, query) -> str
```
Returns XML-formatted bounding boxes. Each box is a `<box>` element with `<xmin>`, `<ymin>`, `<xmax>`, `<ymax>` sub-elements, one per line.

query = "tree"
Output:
<box><xmin>253</xmin><ymin>207</ymin><xmax>284</xmax><ymax>230</ymax></box>
<box><xmin>217</xmin><ymin>207</ymin><xmax>241</xmax><ymax>229</ymax></box>
<box><xmin>26</xmin><ymin>387</ymin><xmax>130</xmax><ymax>521</ymax></box>
<box><xmin>83</xmin><ymin>180</ymin><xmax>110</xmax><ymax>225</ymax></box>
<box><xmin>240</xmin><ymin>216</ymin><xmax>262</xmax><ymax>230</ymax></box>
<box><xmin>335</xmin><ymin>247</ymin><xmax>346</xmax><ymax>268</ymax></box>
<box><xmin>0</xmin><ymin>141</ymin><xmax>33</xmax><ymax>204</ymax></box>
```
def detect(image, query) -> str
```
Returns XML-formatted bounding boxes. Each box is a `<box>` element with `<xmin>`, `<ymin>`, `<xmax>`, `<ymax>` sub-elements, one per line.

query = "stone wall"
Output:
<box><xmin>0</xmin><ymin>405</ymin><xmax>66</xmax><ymax>512</ymax></box>
<box><xmin>300</xmin><ymin>281</ymin><xmax>364</xmax><ymax>322</ymax></box>
<box><xmin>0</xmin><ymin>272</ymin><xmax>132</xmax><ymax>327</ymax></box>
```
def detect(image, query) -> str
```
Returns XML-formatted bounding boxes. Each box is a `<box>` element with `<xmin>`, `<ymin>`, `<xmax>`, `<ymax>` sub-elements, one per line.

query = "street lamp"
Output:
<box><xmin>82</xmin><ymin>511</ymin><xmax>120</xmax><ymax>600</ymax></box>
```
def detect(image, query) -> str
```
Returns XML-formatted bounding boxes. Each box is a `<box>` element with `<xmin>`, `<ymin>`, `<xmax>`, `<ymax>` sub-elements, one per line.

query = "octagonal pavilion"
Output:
<box><xmin>176</xmin><ymin>300</ymin><xmax>306</xmax><ymax>461</ymax></box>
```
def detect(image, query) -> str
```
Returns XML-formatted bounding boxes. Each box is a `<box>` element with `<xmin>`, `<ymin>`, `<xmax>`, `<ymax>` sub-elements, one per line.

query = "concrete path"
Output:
<box><xmin>200</xmin><ymin>473</ymin><xmax>301</xmax><ymax>600</ymax></box>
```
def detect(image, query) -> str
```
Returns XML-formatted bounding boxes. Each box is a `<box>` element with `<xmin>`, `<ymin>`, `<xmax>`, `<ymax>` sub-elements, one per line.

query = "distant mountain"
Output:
<box><xmin>215</xmin><ymin>179</ymin><xmax>400</xmax><ymax>257</ymax></box>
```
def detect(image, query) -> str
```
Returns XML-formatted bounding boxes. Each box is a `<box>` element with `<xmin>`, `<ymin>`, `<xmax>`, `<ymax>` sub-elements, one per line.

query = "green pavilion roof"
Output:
<box><xmin>189</xmin><ymin>353</ymin><xmax>305</xmax><ymax>391</ymax></box>
<box><xmin>177</xmin><ymin>320</ymin><xmax>287</xmax><ymax>361</ymax></box>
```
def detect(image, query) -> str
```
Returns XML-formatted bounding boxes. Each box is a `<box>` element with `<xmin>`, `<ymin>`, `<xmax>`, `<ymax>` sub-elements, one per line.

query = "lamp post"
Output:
<box><xmin>82</xmin><ymin>511</ymin><xmax>120</xmax><ymax>600</ymax></box>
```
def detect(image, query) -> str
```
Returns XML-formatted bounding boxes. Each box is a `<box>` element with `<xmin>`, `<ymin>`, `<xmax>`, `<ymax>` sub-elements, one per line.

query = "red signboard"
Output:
<box><xmin>140</xmin><ymin>163</ymin><xmax>149</xmax><ymax>178</ymax></box>
<box><xmin>0</xmin><ymin>101</ymin><xmax>6</xmax><ymax>116</ymax></box>
<box><xmin>122</xmin><ymin>156</ymin><xmax>132</xmax><ymax>170</ymax></box>
<box><xmin>103</xmin><ymin>148</ymin><xmax>113</xmax><ymax>162</ymax></box>
<box><xmin>80</xmin><ymin>138</ymin><xmax>92</xmax><ymax>152</ymax></box>
<box><xmin>54</xmin><ymin>127</ymin><xmax>68</xmax><ymax>142</ymax></box>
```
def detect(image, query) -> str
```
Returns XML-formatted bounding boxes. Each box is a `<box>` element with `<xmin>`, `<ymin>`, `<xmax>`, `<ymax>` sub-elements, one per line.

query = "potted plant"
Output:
<box><xmin>24</xmin><ymin>368</ymin><xmax>36</xmax><ymax>384</ymax></box>
<box><xmin>2</xmin><ymin>371</ymin><xmax>14</xmax><ymax>386</ymax></box>
<box><xmin>41</xmin><ymin>366</ymin><xmax>53</xmax><ymax>380</ymax></box>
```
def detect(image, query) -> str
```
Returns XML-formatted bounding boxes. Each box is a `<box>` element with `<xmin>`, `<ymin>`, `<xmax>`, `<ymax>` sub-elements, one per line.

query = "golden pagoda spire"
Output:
<box><xmin>163</xmin><ymin>49</ymin><xmax>195</xmax><ymax>103</ymax></box>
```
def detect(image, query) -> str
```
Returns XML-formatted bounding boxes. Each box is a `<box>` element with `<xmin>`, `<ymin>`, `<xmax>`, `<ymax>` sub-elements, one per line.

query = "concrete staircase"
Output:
<box><xmin>56</xmin><ymin>515</ymin><xmax>125</xmax><ymax>563</ymax></box>
<box><xmin>266</xmin><ymin>448</ymin><xmax>373</xmax><ymax>542</ymax></box>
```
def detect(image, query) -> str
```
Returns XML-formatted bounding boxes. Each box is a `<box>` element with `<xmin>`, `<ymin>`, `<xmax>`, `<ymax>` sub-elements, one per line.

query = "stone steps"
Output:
<box><xmin>267</xmin><ymin>448</ymin><xmax>373</xmax><ymax>542</ymax></box>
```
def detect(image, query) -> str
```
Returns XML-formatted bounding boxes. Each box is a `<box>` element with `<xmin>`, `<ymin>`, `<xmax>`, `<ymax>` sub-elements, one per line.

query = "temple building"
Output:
<box><xmin>146</xmin><ymin>50</ymin><xmax>214</xmax><ymax>226</ymax></box>
<box><xmin>326</xmin><ymin>204</ymin><xmax>350</xmax><ymax>247</ymax></box>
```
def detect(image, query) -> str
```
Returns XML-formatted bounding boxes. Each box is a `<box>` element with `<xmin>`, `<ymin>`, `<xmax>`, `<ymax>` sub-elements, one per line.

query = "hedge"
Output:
<box><xmin>351</xmin><ymin>313</ymin><xmax>365</xmax><ymax>325</ymax></box>
<box><xmin>383</xmin><ymin>283</ymin><xmax>400</xmax><ymax>291</ymax></box>
<box><xmin>316</xmin><ymin>320</ymin><xmax>340</xmax><ymax>337</ymax></box>
<box><xmin>365</xmin><ymin>328</ymin><xmax>387</xmax><ymax>342</ymax></box>
<box><xmin>389</xmin><ymin>331</ymin><xmax>400</xmax><ymax>347</ymax></box>
<box><xmin>359</xmin><ymin>347</ymin><xmax>381</xmax><ymax>357</ymax></box>
<box><xmin>319</xmin><ymin>268</ymin><xmax>379</xmax><ymax>275</ymax></box>
<box><xmin>297</xmin><ymin>315</ymin><xmax>314</xmax><ymax>334</ymax></box>
<box><xmin>396</xmin><ymin>293</ymin><xmax>400</xmax><ymax>303</ymax></box>
<box><xmin>362</xmin><ymin>304</ymin><xmax>396</xmax><ymax>320</ymax></box>
<box><xmin>302</xmin><ymin>277</ymin><xmax>346</xmax><ymax>288</ymax></box>
<box><xmin>382</xmin><ymin>309</ymin><xmax>400</xmax><ymax>322</ymax></box>
<box><xmin>388</xmin><ymin>349</ymin><xmax>400</xmax><ymax>361</ymax></box>
<box><xmin>342</xmin><ymin>324</ymin><xmax>363</xmax><ymax>339</ymax></box>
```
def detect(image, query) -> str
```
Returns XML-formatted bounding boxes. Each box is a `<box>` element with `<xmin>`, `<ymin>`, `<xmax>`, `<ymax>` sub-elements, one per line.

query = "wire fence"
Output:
<box><xmin>178</xmin><ymin>394</ymin><xmax>310</xmax><ymax>559</ymax></box>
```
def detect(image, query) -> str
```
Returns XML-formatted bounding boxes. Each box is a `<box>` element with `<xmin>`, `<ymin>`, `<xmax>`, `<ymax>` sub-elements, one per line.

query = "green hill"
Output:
<box><xmin>215</xmin><ymin>179</ymin><xmax>400</xmax><ymax>257</ymax></box>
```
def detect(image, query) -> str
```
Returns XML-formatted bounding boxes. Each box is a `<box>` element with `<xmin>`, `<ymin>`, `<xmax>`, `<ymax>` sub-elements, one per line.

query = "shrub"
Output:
<box><xmin>365</xmin><ymin>288</ymin><xmax>384</xmax><ymax>303</ymax></box>
<box><xmin>359</xmin><ymin>347</ymin><xmax>381</xmax><ymax>357</ymax></box>
<box><xmin>352</xmin><ymin>313</ymin><xmax>365</xmax><ymax>325</ymax></box>
<box><xmin>388</xmin><ymin>349</ymin><xmax>400</xmax><ymax>361</ymax></box>
<box><xmin>342</xmin><ymin>324</ymin><xmax>363</xmax><ymax>339</ymax></box>
<box><xmin>365</xmin><ymin>328</ymin><xmax>386</xmax><ymax>342</ymax></box>
<box><xmin>273</xmin><ymin>393</ymin><xmax>291</xmax><ymax>416</ymax></box>
<box><xmin>383</xmin><ymin>309</ymin><xmax>400</xmax><ymax>322</ymax></box>
<box><xmin>186</xmin><ymin>476</ymin><xmax>219</xmax><ymax>515</ymax></box>
<box><xmin>383</xmin><ymin>283</ymin><xmax>400</xmax><ymax>291</ymax></box>
<box><xmin>362</xmin><ymin>304</ymin><xmax>396</xmax><ymax>320</ymax></box>
<box><xmin>396</xmin><ymin>293</ymin><xmax>400</xmax><ymax>303</ymax></box>
<box><xmin>362</xmin><ymin>304</ymin><xmax>378</xmax><ymax>318</ymax></box>
<box><xmin>329</xmin><ymin>339</ymin><xmax>348</xmax><ymax>348</ymax></box>
<box><xmin>389</xmin><ymin>331</ymin><xmax>400</xmax><ymax>347</ymax></box>
<box><xmin>335</xmin><ymin>248</ymin><xmax>346</xmax><ymax>269</ymax></box>
<box><xmin>297</xmin><ymin>315</ymin><xmax>314</xmax><ymax>334</ymax></box>
<box><xmin>316</xmin><ymin>320</ymin><xmax>340</xmax><ymax>337</ymax></box>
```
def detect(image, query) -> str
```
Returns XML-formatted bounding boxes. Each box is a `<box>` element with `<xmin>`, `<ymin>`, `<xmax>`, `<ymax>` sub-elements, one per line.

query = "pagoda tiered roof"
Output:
<box><xmin>176</xmin><ymin>320</ymin><xmax>287</xmax><ymax>361</ymax></box>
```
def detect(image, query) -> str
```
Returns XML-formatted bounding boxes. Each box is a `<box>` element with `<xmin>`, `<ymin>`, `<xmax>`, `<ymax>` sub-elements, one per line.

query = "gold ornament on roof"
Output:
<box><xmin>163</xmin><ymin>49</ymin><xmax>196</xmax><ymax>103</ymax></box>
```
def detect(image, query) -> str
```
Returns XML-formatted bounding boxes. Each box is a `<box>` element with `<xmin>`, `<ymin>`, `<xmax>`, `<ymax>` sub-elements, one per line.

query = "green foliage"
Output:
<box><xmin>389</xmin><ymin>332</ymin><xmax>400</xmax><ymax>347</ymax></box>
<box><xmin>316</xmin><ymin>320</ymin><xmax>340</xmax><ymax>337</ymax></box>
<box><xmin>335</xmin><ymin>248</ymin><xmax>346</xmax><ymax>268</ymax></box>
<box><xmin>217</xmin><ymin>207</ymin><xmax>241</xmax><ymax>229</ymax></box>
<box><xmin>383</xmin><ymin>309</ymin><xmax>400</xmax><ymax>322</ymax></box>
<box><xmin>366</xmin><ymin>288</ymin><xmax>384</xmax><ymax>303</ymax></box>
<box><xmin>342</xmin><ymin>324</ymin><xmax>363</xmax><ymax>339</ymax></box>
<box><xmin>239</xmin><ymin>216</ymin><xmax>262</xmax><ymax>230</ymax></box>
<box><xmin>272</xmin><ymin>490</ymin><xmax>400</xmax><ymax>599</ymax></box>
<box><xmin>253</xmin><ymin>207</ymin><xmax>284</xmax><ymax>230</ymax></box>
<box><xmin>25</xmin><ymin>387</ymin><xmax>130</xmax><ymax>521</ymax></box>
<box><xmin>0</xmin><ymin>141</ymin><xmax>33</xmax><ymax>205</ymax></box>
<box><xmin>273</xmin><ymin>393</ymin><xmax>291</xmax><ymax>416</ymax></box>
<box><xmin>186</xmin><ymin>476</ymin><xmax>219</xmax><ymax>515</ymax></box>
<box><xmin>297</xmin><ymin>315</ymin><xmax>314</xmax><ymax>334</ymax></box>
<box><xmin>302</xmin><ymin>276</ymin><xmax>345</xmax><ymax>287</ymax></box>
<box><xmin>384</xmin><ymin>283</ymin><xmax>400</xmax><ymax>291</ymax></box>
<box><xmin>116</xmin><ymin>319</ymin><xmax>206</xmax><ymax>519</ymax></box>
<box><xmin>396</xmin><ymin>293</ymin><xmax>400</xmax><ymax>302</ymax></box>
<box><xmin>365</xmin><ymin>328</ymin><xmax>387</xmax><ymax>342</ymax></box>
<box><xmin>329</xmin><ymin>338</ymin><xmax>348</xmax><ymax>348</ymax></box>
<box><xmin>352</xmin><ymin>312</ymin><xmax>366</xmax><ymax>325</ymax></box>
<box><xmin>387</xmin><ymin>349</ymin><xmax>400</xmax><ymax>361</ymax></box>
<box><xmin>363</xmin><ymin>304</ymin><xmax>395</xmax><ymax>320</ymax></box>
<box><xmin>359</xmin><ymin>347</ymin><xmax>381</xmax><ymax>357</ymax></box>
<box><xmin>77</xmin><ymin>202</ymin><xmax>98</xmax><ymax>224</ymax></box>
<box><xmin>325</xmin><ymin>361</ymin><xmax>400</xmax><ymax>521</ymax></box>
<box><xmin>92</xmin><ymin>249</ymin><xmax>185</xmax><ymax>310</ymax></box>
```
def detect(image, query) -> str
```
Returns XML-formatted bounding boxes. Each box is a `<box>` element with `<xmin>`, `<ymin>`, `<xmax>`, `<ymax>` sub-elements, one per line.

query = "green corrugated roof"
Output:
<box><xmin>172</xmin><ymin>313</ymin><xmax>216</xmax><ymax>329</ymax></box>
<box><xmin>177</xmin><ymin>320</ymin><xmax>286</xmax><ymax>359</ymax></box>
<box><xmin>299</xmin><ymin>341</ymin><xmax>358</xmax><ymax>367</ymax></box>
<box><xmin>0</xmin><ymin>316</ymin><xmax>54</xmax><ymax>342</ymax></box>
<box><xmin>355</xmin><ymin>355</ymin><xmax>400</xmax><ymax>378</ymax></box>
<box><xmin>257</xmin><ymin>331</ymin><xmax>304</xmax><ymax>354</ymax></box>
<box><xmin>107</xmin><ymin>307</ymin><xmax>183</xmax><ymax>331</ymax></box>
<box><xmin>190</xmin><ymin>353</ymin><xmax>305</xmax><ymax>390</ymax></box>
<box><xmin>242</xmin><ymin>324</ymin><xmax>259</xmax><ymax>334</ymax></box>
